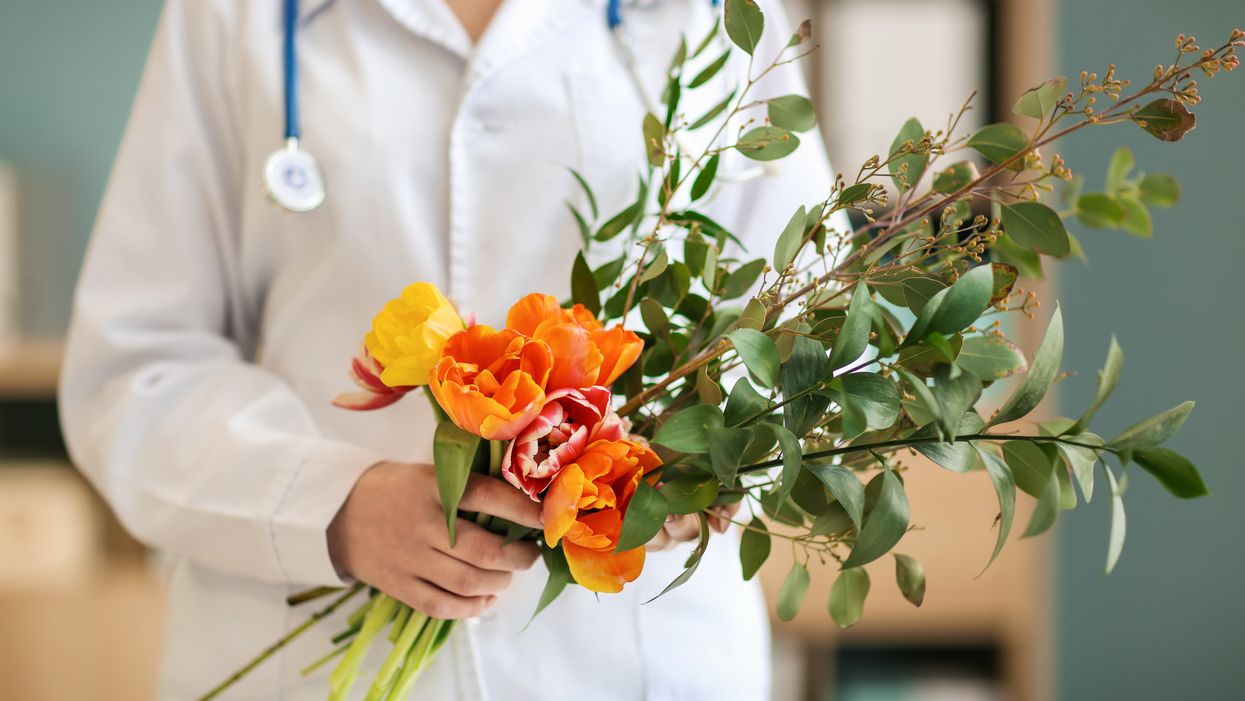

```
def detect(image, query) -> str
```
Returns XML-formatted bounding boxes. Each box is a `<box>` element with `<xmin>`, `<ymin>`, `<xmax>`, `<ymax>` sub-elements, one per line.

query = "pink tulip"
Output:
<box><xmin>501</xmin><ymin>386</ymin><xmax>626</xmax><ymax>499</ymax></box>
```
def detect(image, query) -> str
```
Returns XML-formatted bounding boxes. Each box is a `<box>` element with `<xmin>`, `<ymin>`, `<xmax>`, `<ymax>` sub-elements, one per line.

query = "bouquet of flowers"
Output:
<box><xmin>201</xmin><ymin>2</ymin><xmax>1241</xmax><ymax>699</ymax></box>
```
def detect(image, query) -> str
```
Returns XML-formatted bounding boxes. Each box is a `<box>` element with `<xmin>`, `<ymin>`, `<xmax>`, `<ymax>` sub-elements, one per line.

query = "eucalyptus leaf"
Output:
<box><xmin>739</xmin><ymin>517</ymin><xmax>772</xmax><ymax>580</ymax></box>
<box><xmin>1104</xmin><ymin>466</ymin><xmax>1126</xmax><ymax>574</ymax></box>
<box><xmin>725</xmin><ymin>376</ymin><xmax>771</xmax><ymax>426</ymax></box>
<box><xmin>724</xmin><ymin>0</ymin><xmax>764</xmax><ymax>56</ymax></box>
<box><xmin>661</xmin><ymin>476</ymin><xmax>720</xmax><ymax>515</ymax></box>
<box><xmin>828</xmin><ymin>567</ymin><xmax>871</xmax><ymax>628</ymax></box>
<box><xmin>769</xmin><ymin>95</ymin><xmax>817</xmax><ymax>133</ymax></box>
<box><xmin>888</xmin><ymin>117</ymin><xmax>928</xmax><ymax>192</ymax></box>
<box><xmin>1105</xmin><ymin>146</ymin><xmax>1134</xmax><ymax>194</ymax></box>
<box><xmin>838</xmin><ymin>373</ymin><xmax>901</xmax><ymax>432</ymax></box>
<box><xmin>1133</xmin><ymin>447</ymin><xmax>1210</xmax><ymax>499</ymax></box>
<box><xmin>728</xmin><ymin>328</ymin><xmax>780</xmax><ymax>388</ymax></box>
<box><xmin>1110</xmin><ymin>401</ymin><xmax>1195</xmax><ymax>450</ymax></box>
<box><xmin>653</xmin><ymin>404</ymin><xmax>726</xmax><ymax>453</ymax></box>
<box><xmin>737</xmin><ymin>126</ymin><xmax>800</xmax><ymax>161</ymax></box>
<box><xmin>842</xmin><ymin>467</ymin><xmax>909</xmax><ymax>568</ymax></box>
<box><xmin>769</xmin><ymin>423</ymin><xmax>803</xmax><ymax>503</ymax></box>
<box><xmin>528</xmin><ymin>544</ymin><xmax>571</xmax><ymax>624</ymax></box>
<box><xmin>708</xmin><ymin>425</ymin><xmax>753</xmax><ymax>487</ymax></box>
<box><xmin>773</xmin><ymin>206</ymin><xmax>808</xmax><ymax>270</ymax></box>
<box><xmin>645</xmin><ymin>514</ymin><xmax>710</xmax><ymax>603</ymax></box>
<box><xmin>975</xmin><ymin>448</ymin><xmax>1017</xmax><ymax>571</ymax></box>
<box><xmin>776</xmin><ymin>562</ymin><xmax>810</xmax><ymax>621</ymax></box>
<box><xmin>1132</xmin><ymin>98</ymin><xmax>1196</xmax><ymax>141</ymax></box>
<box><xmin>1076</xmin><ymin>193</ymin><xmax>1126</xmax><ymax>229</ymax></box>
<box><xmin>828</xmin><ymin>282</ymin><xmax>872</xmax><ymax>370</ymax></box>
<box><xmin>571</xmin><ymin>251</ymin><xmax>600</xmax><ymax>317</ymax></box>
<box><xmin>1138</xmin><ymin>173</ymin><xmax>1181</xmax><ymax>207</ymax></box>
<box><xmin>1014</xmin><ymin>77</ymin><xmax>1068</xmax><ymax>120</ymax></box>
<box><xmin>893</xmin><ymin>553</ymin><xmax>926</xmax><ymax>607</ymax></box>
<box><xmin>691</xmin><ymin>154</ymin><xmax>720</xmax><ymax>201</ymax></box>
<box><xmin>957</xmin><ymin>335</ymin><xmax>1028</xmax><ymax>381</ymax></box>
<box><xmin>1022</xmin><ymin>471</ymin><xmax>1061</xmax><ymax>538</ymax></box>
<box><xmin>967</xmin><ymin>123</ymin><xmax>1028</xmax><ymax>166</ymax></box>
<box><xmin>905</xmin><ymin>265</ymin><xmax>993</xmax><ymax>345</ymax></box>
<box><xmin>806</xmin><ymin>463</ymin><xmax>865</xmax><ymax>531</ymax></box>
<box><xmin>989</xmin><ymin>306</ymin><xmax>1063</xmax><ymax>427</ymax></box>
<box><xmin>1070</xmin><ymin>336</ymin><xmax>1123</xmax><ymax>434</ymax></box>
<box><xmin>1002</xmin><ymin>202</ymin><xmax>1071</xmax><ymax>257</ymax></box>
<box><xmin>689</xmin><ymin>50</ymin><xmax>731</xmax><ymax>88</ymax></box>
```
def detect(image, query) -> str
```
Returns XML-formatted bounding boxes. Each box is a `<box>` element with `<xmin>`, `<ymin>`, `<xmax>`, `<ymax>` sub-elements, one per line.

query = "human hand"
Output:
<box><xmin>328</xmin><ymin>461</ymin><xmax>542</xmax><ymax>619</ymax></box>
<box><xmin>645</xmin><ymin>502</ymin><xmax>741</xmax><ymax>552</ymax></box>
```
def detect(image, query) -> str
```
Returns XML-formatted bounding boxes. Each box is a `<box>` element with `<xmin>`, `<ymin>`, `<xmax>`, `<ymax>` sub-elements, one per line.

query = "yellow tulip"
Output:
<box><xmin>364</xmin><ymin>283</ymin><xmax>463</xmax><ymax>387</ymax></box>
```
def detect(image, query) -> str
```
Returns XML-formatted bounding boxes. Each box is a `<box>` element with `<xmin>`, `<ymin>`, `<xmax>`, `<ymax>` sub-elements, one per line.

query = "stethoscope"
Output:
<box><xmin>265</xmin><ymin>0</ymin><xmax>764</xmax><ymax>213</ymax></box>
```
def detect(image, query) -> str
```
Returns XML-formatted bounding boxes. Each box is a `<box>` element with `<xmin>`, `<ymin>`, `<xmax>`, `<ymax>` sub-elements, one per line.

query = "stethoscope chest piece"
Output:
<box><xmin>264</xmin><ymin>139</ymin><xmax>325</xmax><ymax>212</ymax></box>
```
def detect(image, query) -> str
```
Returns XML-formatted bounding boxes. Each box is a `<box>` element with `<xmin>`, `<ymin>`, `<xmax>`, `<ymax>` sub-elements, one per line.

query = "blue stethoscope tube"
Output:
<box><xmin>283</xmin><ymin>0</ymin><xmax>300</xmax><ymax>141</ymax></box>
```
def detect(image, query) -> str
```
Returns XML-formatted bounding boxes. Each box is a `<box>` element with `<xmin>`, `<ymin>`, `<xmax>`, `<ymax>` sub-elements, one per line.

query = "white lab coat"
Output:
<box><xmin>60</xmin><ymin>0</ymin><xmax>842</xmax><ymax>699</ymax></box>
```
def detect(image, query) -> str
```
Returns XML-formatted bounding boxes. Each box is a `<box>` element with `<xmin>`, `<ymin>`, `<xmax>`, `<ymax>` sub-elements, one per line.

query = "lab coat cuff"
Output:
<box><xmin>269</xmin><ymin>439</ymin><xmax>384</xmax><ymax>586</ymax></box>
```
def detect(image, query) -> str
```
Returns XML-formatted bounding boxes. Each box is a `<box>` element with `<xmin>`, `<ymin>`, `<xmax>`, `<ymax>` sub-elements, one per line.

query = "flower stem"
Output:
<box><xmin>195</xmin><ymin>583</ymin><xmax>365</xmax><ymax>701</ymax></box>
<box><xmin>363</xmin><ymin>606</ymin><xmax>430</xmax><ymax>701</ymax></box>
<box><xmin>329</xmin><ymin>593</ymin><xmax>400</xmax><ymax>701</ymax></box>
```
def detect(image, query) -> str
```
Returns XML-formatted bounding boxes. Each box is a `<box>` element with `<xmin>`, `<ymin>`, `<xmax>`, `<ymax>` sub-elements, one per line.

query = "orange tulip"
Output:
<box><xmin>542</xmin><ymin>439</ymin><xmax>663</xmax><ymax>593</ymax></box>
<box><xmin>428</xmin><ymin>325</ymin><xmax>554</xmax><ymax>441</ymax></box>
<box><xmin>505</xmin><ymin>293</ymin><xmax>642</xmax><ymax>391</ymax></box>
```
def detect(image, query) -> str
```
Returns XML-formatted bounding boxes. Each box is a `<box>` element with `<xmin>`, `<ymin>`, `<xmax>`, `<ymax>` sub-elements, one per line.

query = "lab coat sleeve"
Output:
<box><xmin>59</xmin><ymin>0</ymin><xmax>383</xmax><ymax>587</ymax></box>
<box><xmin>707</xmin><ymin>0</ymin><xmax>853</xmax><ymax>256</ymax></box>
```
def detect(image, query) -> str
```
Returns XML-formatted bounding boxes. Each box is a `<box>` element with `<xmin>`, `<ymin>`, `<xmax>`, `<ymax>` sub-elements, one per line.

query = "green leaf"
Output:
<box><xmin>769</xmin><ymin>423</ymin><xmax>804</xmax><ymax>503</ymax></box>
<box><xmin>688</xmin><ymin>50</ymin><xmax>731</xmax><ymax>88</ymax></box>
<box><xmin>653</xmin><ymin>404</ymin><xmax>726</xmax><ymax>453</ymax></box>
<box><xmin>645</xmin><ymin>513</ymin><xmax>710</xmax><ymax>603</ymax></box>
<box><xmin>638</xmin><ymin>248</ymin><xmax>669</xmax><ymax>284</ymax></box>
<box><xmin>828</xmin><ymin>283</ymin><xmax>873</xmax><ymax>371</ymax></box>
<box><xmin>695</xmin><ymin>366</ymin><xmax>724</xmax><ymax>405</ymax></box>
<box><xmin>720</xmin><ymin>258</ymin><xmax>766</xmax><ymax>298</ymax></box>
<box><xmin>1057</xmin><ymin>433</ymin><xmax>1104</xmax><ymax>503</ymax></box>
<box><xmin>737</xmin><ymin>297</ymin><xmax>767</xmax><ymax>331</ymax></box>
<box><xmin>1003</xmin><ymin>440</ymin><xmax>1057</xmax><ymax>498</ymax></box>
<box><xmin>1104</xmin><ymin>465</ymin><xmax>1126</xmax><ymax>574</ymax></box>
<box><xmin>433</xmin><ymin>421</ymin><xmax>482</xmax><ymax>546</ymax></box>
<box><xmin>1118</xmin><ymin>196</ymin><xmax>1152</xmax><ymax>238</ymax></box>
<box><xmin>967</xmin><ymin>123</ymin><xmax>1029</xmax><ymax>166</ymax></box>
<box><xmin>768</xmin><ymin>95</ymin><xmax>817</xmax><ymax>132</ymax></box>
<box><xmin>914</xmin><ymin>439</ymin><xmax>976</xmax><ymax>473</ymax></box>
<box><xmin>595</xmin><ymin>185</ymin><xmax>646</xmax><ymax>242</ymax></box>
<box><xmin>782</xmin><ymin>334</ymin><xmax>829</xmax><ymax>436</ymax></box>
<box><xmin>728</xmin><ymin>329</ymin><xmax>780</xmax><ymax>388</ymax></box>
<box><xmin>888</xmin><ymin>117</ymin><xmax>928</xmax><ymax>192</ymax></box>
<box><xmin>1133</xmin><ymin>447</ymin><xmax>1210</xmax><ymax>499</ymax></box>
<box><xmin>806</xmin><ymin>464</ymin><xmax>865</xmax><ymax>531</ymax></box>
<box><xmin>892</xmin><ymin>553</ymin><xmax>926</xmax><ymax>607</ymax></box>
<box><xmin>614</xmin><ymin>479</ymin><xmax>669</xmax><ymax>552</ymax></box>
<box><xmin>1002</xmin><ymin>202</ymin><xmax>1071</xmax><ymax>257</ymax></box>
<box><xmin>1076</xmin><ymin>193</ymin><xmax>1126</xmax><ymax>229</ymax></box>
<box><xmin>838</xmin><ymin>373</ymin><xmax>901</xmax><ymax>432</ymax></box>
<box><xmin>528</xmin><ymin>544</ymin><xmax>571</xmax><ymax>624</ymax></box>
<box><xmin>571</xmin><ymin>251</ymin><xmax>600</xmax><ymax>317</ymax></box>
<box><xmin>991</xmin><ymin>233</ymin><xmax>1044</xmax><ymax>279</ymax></box>
<box><xmin>1014</xmin><ymin>77</ymin><xmax>1068</xmax><ymax>120</ymax></box>
<box><xmin>567</xmin><ymin>167</ymin><xmax>598</xmax><ymax>219</ymax></box>
<box><xmin>691</xmin><ymin>154</ymin><xmax>719</xmax><ymax>201</ymax></box>
<box><xmin>725</xmin><ymin>376</ymin><xmax>771</xmax><ymax>426</ymax></box>
<box><xmin>661</xmin><ymin>476</ymin><xmax>720</xmax><ymax>515</ymax></box>
<box><xmin>842</xmin><ymin>467</ymin><xmax>909</xmax><ymax>568</ymax></box>
<box><xmin>567</xmin><ymin>203</ymin><xmax>591</xmax><ymax>246</ymax></box>
<box><xmin>932</xmin><ymin>161</ymin><xmax>978</xmax><ymax>194</ymax></box>
<box><xmin>639</xmin><ymin>298</ymin><xmax>668</xmax><ymax>337</ymax></box>
<box><xmin>689</xmin><ymin>89</ymin><xmax>737</xmax><ymax>130</ymax></box>
<box><xmin>957</xmin><ymin>335</ymin><xmax>1028</xmax><ymax>381</ymax></box>
<box><xmin>708</xmin><ymin>425</ymin><xmax>753</xmax><ymax>487</ymax></box>
<box><xmin>737</xmin><ymin>126</ymin><xmax>800</xmax><ymax>161</ymax></box>
<box><xmin>643</xmin><ymin>112</ymin><xmax>666</xmax><ymax>168</ymax></box>
<box><xmin>1071</xmin><ymin>336</ymin><xmax>1123</xmax><ymax>434</ymax></box>
<box><xmin>1105</xmin><ymin>146</ymin><xmax>1134</xmax><ymax>194</ymax></box>
<box><xmin>1132</xmin><ymin>98</ymin><xmax>1196</xmax><ymax>142</ymax></box>
<box><xmin>773</xmin><ymin>206</ymin><xmax>808</xmax><ymax>271</ymax></box>
<box><xmin>989</xmin><ymin>306</ymin><xmax>1063</xmax><ymax>426</ymax></box>
<box><xmin>905</xmin><ymin>265</ymin><xmax>994</xmax><ymax>344</ymax></box>
<box><xmin>724</xmin><ymin>0</ymin><xmax>764</xmax><ymax>56</ymax></box>
<box><xmin>776</xmin><ymin>561</ymin><xmax>810</xmax><ymax>621</ymax></box>
<box><xmin>691</xmin><ymin>16</ymin><xmax>720</xmax><ymax>59</ymax></box>
<box><xmin>1110</xmin><ymin>401</ymin><xmax>1195</xmax><ymax>450</ymax></box>
<box><xmin>739</xmin><ymin>517</ymin><xmax>772</xmax><ymax>581</ymax></box>
<box><xmin>1022</xmin><ymin>470</ymin><xmax>1061</xmax><ymax>538</ymax></box>
<box><xmin>975</xmin><ymin>448</ymin><xmax>1017</xmax><ymax>570</ymax></box>
<box><xmin>1138</xmin><ymin>173</ymin><xmax>1181</xmax><ymax>207</ymax></box>
<box><xmin>592</xmin><ymin>255</ymin><xmax>626</xmax><ymax>289</ymax></box>
<box><xmin>828</xmin><ymin>567</ymin><xmax>870</xmax><ymax>628</ymax></box>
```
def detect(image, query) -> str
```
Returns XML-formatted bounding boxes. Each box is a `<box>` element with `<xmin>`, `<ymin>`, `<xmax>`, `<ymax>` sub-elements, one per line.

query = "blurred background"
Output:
<box><xmin>1</xmin><ymin>0</ymin><xmax>1241</xmax><ymax>699</ymax></box>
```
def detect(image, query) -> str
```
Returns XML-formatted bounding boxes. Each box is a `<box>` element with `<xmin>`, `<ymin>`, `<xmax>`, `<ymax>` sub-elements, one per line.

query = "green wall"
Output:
<box><xmin>1056</xmin><ymin>1</ymin><xmax>1245</xmax><ymax>698</ymax></box>
<box><xmin>0</xmin><ymin>0</ymin><xmax>164</xmax><ymax>335</ymax></box>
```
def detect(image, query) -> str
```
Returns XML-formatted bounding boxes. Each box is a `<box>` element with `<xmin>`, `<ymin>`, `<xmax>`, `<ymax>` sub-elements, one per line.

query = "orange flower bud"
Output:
<box><xmin>428</xmin><ymin>325</ymin><xmax>554</xmax><ymax>441</ymax></box>
<box><xmin>506</xmin><ymin>293</ymin><xmax>642</xmax><ymax>391</ymax></box>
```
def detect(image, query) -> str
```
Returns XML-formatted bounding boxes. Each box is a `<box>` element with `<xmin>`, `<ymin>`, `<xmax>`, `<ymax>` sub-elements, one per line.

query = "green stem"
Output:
<box><xmin>364</xmin><ymin>607</ymin><xmax>430</xmax><ymax>701</ymax></box>
<box><xmin>384</xmin><ymin>619</ymin><xmax>456</xmax><ymax>701</ymax></box>
<box><xmin>740</xmin><ymin>432</ymin><xmax>1111</xmax><ymax>474</ymax></box>
<box><xmin>286</xmin><ymin>585</ymin><xmax>343</xmax><ymax>607</ymax></box>
<box><xmin>300</xmin><ymin>641</ymin><xmax>352</xmax><ymax>678</ymax></box>
<box><xmin>329</xmin><ymin>594</ymin><xmax>400</xmax><ymax>701</ymax></box>
<box><xmin>195</xmin><ymin>583</ymin><xmax>364</xmax><ymax>701</ymax></box>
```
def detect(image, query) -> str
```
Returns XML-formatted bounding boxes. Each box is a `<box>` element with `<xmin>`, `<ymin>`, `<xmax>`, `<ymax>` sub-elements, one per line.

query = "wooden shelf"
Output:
<box><xmin>0</xmin><ymin>339</ymin><xmax>63</xmax><ymax>398</ymax></box>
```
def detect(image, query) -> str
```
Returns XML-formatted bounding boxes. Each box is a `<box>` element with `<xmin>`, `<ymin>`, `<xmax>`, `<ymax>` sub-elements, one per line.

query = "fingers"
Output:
<box><xmin>646</xmin><ymin>529</ymin><xmax>673</xmax><ymax>552</ymax></box>
<box><xmin>459</xmin><ymin>474</ymin><xmax>543</xmax><ymax>529</ymax></box>
<box><xmin>708</xmin><ymin>503</ymin><xmax>741</xmax><ymax>534</ymax></box>
<box><xmin>421</xmin><ymin>548</ymin><xmax>514</xmax><ymax>597</ymax></box>
<box><xmin>662</xmin><ymin>514</ymin><xmax>701</xmax><ymax>542</ymax></box>
<box><xmin>437</xmin><ymin>519</ymin><xmax>541</xmax><ymax>572</ymax></box>
<box><xmin>390</xmin><ymin>576</ymin><xmax>496</xmax><ymax>620</ymax></box>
